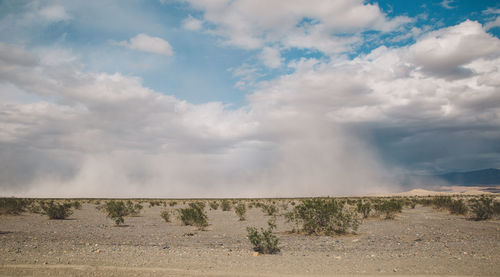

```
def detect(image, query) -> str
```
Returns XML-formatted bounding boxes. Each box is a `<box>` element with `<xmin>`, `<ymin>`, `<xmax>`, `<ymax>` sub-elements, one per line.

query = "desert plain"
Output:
<box><xmin>1</xmin><ymin>192</ymin><xmax>499</xmax><ymax>276</ymax></box>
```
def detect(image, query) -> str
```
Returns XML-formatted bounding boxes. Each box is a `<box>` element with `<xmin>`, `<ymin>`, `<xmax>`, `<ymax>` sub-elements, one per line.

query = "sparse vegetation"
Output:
<box><xmin>0</xmin><ymin>198</ymin><xmax>29</xmax><ymax>215</ymax></box>
<box><xmin>246</xmin><ymin>220</ymin><xmax>280</xmax><ymax>254</ymax></box>
<box><xmin>209</xmin><ymin>201</ymin><xmax>219</xmax><ymax>210</ymax></box>
<box><xmin>261</xmin><ymin>204</ymin><xmax>278</xmax><ymax>216</ymax></box>
<box><xmin>449</xmin><ymin>199</ymin><xmax>468</xmax><ymax>215</ymax></box>
<box><xmin>234</xmin><ymin>203</ymin><xmax>247</xmax><ymax>220</ymax></box>
<box><xmin>470</xmin><ymin>196</ymin><xmax>495</xmax><ymax>220</ymax></box>
<box><xmin>40</xmin><ymin>201</ymin><xmax>73</xmax><ymax>220</ymax></box>
<box><xmin>161</xmin><ymin>210</ymin><xmax>171</xmax><ymax>222</ymax></box>
<box><xmin>374</xmin><ymin>199</ymin><xmax>403</xmax><ymax>219</ymax></box>
<box><xmin>356</xmin><ymin>200</ymin><xmax>371</xmax><ymax>218</ymax></box>
<box><xmin>285</xmin><ymin>198</ymin><xmax>359</xmax><ymax>235</ymax></box>
<box><xmin>178</xmin><ymin>202</ymin><xmax>208</xmax><ymax>230</ymax></box>
<box><xmin>126</xmin><ymin>200</ymin><xmax>143</xmax><ymax>216</ymax></box>
<box><xmin>104</xmin><ymin>200</ymin><xmax>129</xmax><ymax>226</ymax></box>
<box><xmin>221</xmin><ymin>200</ymin><xmax>232</xmax><ymax>211</ymax></box>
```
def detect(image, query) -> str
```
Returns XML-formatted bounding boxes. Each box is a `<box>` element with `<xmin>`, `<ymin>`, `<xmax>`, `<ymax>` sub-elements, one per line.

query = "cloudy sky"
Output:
<box><xmin>1</xmin><ymin>0</ymin><xmax>499</xmax><ymax>197</ymax></box>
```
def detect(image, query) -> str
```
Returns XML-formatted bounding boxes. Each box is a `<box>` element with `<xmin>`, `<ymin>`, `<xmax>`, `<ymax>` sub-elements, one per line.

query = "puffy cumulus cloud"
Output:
<box><xmin>117</xmin><ymin>34</ymin><xmax>174</xmax><ymax>56</ymax></box>
<box><xmin>249</xmin><ymin>20</ymin><xmax>500</xmax><ymax>172</ymax></box>
<box><xmin>0</xmin><ymin>42</ymin><xmax>394</xmax><ymax>197</ymax></box>
<box><xmin>184</xmin><ymin>0</ymin><xmax>410</xmax><ymax>53</ymax></box>
<box><xmin>409</xmin><ymin>20</ymin><xmax>500</xmax><ymax>78</ymax></box>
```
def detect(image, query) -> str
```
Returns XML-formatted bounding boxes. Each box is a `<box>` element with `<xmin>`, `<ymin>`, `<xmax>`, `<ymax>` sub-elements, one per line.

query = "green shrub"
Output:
<box><xmin>470</xmin><ymin>196</ymin><xmax>494</xmax><ymax>220</ymax></box>
<box><xmin>178</xmin><ymin>202</ymin><xmax>208</xmax><ymax>230</ymax></box>
<box><xmin>104</xmin><ymin>200</ymin><xmax>130</xmax><ymax>225</ymax></box>
<box><xmin>169</xmin><ymin>201</ymin><xmax>177</xmax><ymax>207</ymax></box>
<box><xmin>356</xmin><ymin>200</ymin><xmax>371</xmax><ymax>218</ymax></box>
<box><xmin>40</xmin><ymin>201</ymin><xmax>73</xmax><ymax>219</ymax></box>
<box><xmin>261</xmin><ymin>204</ymin><xmax>278</xmax><ymax>216</ymax></box>
<box><xmin>149</xmin><ymin>200</ymin><xmax>162</xmax><ymax>208</ymax></box>
<box><xmin>286</xmin><ymin>198</ymin><xmax>359</xmax><ymax>235</ymax></box>
<box><xmin>449</xmin><ymin>199</ymin><xmax>468</xmax><ymax>215</ymax></box>
<box><xmin>160</xmin><ymin>210</ymin><xmax>170</xmax><ymax>222</ymax></box>
<box><xmin>209</xmin><ymin>201</ymin><xmax>219</xmax><ymax>210</ymax></box>
<box><xmin>494</xmin><ymin>201</ymin><xmax>500</xmax><ymax>216</ymax></box>
<box><xmin>221</xmin><ymin>200</ymin><xmax>232</xmax><ymax>211</ymax></box>
<box><xmin>70</xmin><ymin>201</ymin><xmax>82</xmax><ymax>210</ymax></box>
<box><xmin>0</xmin><ymin>198</ymin><xmax>29</xmax><ymax>215</ymax></box>
<box><xmin>125</xmin><ymin>200</ymin><xmax>143</xmax><ymax>216</ymax></box>
<box><xmin>432</xmin><ymin>196</ymin><xmax>453</xmax><ymax>210</ymax></box>
<box><xmin>28</xmin><ymin>202</ymin><xmax>42</xmax><ymax>214</ymax></box>
<box><xmin>234</xmin><ymin>203</ymin><xmax>247</xmax><ymax>221</ymax></box>
<box><xmin>374</xmin><ymin>199</ymin><xmax>403</xmax><ymax>219</ymax></box>
<box><xmin>246</xmin><ymin>220</ymin><xmax>280</xmax><ymax>254</ymax></box>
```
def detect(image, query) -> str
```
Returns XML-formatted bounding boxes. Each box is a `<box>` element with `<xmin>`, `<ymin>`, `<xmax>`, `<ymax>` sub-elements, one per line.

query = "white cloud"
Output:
<box><xmin>485</xmin><ymin>16</ymin><xmax>500</xmax><ymax>30</ymax></box>
<box><xmin>259</xmin><ymin>47</ymin><xmax>282</xmax><ymax>68</ymax></box>
<box><xmin>409</xmin><ymin>20</ymin><xmax>500</xmax><ymax>76</ymax></box>
<box><xmin>117</xmin><ymin>33</ymin><xmax>174</xmax><ymax>56</ymax></box>
<box><xmin>1</xmin><ymin>20</ymin><xmax>500</xmax><ymax>197</ymax></box>
<box><xmin>38</xmin><ymin>5</ymin><xmax>71</xmax><ymax>22</ymax></box>
<box><xmin>182</xmin><ymin>15</ymin><xmax>203</xmax><ymax>31</ymax></box>
<box><xmin>184</xmin><ymin>0</ymin><xmax>411</xmax><ymax>52</ymax></box>
<box><xmin>440</xmin><ymin>0</ymin><xmax>455</xmax><ymax>10</ymax></box>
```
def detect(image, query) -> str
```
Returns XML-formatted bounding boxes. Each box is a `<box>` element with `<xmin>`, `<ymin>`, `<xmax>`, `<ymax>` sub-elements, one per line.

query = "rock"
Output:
<box><xmin>252</xmin><ymin>252</ymin><xmax>259</xmax><ymax>256</ymax></box>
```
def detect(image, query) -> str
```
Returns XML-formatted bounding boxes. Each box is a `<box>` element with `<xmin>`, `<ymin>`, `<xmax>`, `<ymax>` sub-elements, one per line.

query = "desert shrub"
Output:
<box><xmin>449</xmin><ymin>199</ymin><xmax>468</xmax><ymax>215</ymax></box>
<box><xmin>234</xmin><ymin>203</ymin><xmax>247</xmax><ymax>221</ymax></box>
<box><xmin>470</xmin><ymin>196</ymin><xmax>495</xmax><ymax>220</ymax></box>
<box><xmin>28</xmin><ymin>202</ymin><xmax>42</xmax><ymax>214</ymax></box>
<box><xmin>432</xmin><ymin>196</ymin><xmax>453</xmax><ymax>210</ymax></box>
<box><xmin>169</xmin><ymin>201</ymin><xmax>177</xmax><ymax>207</ymax></box>
<box><xmin>0</xmin><ymin>198</ymin><xmax>29</xmax><ymax>215</ymax></box>
<box><xmin>126</xmin><ymin>200</ymin><xmax>143</xmax><ymax>216</ymax></box>
<box><xmin>419</xmin><ymin>198</ymin><xmax>433</xmax><ymax>207</ymax></box>
<box><xmin>246</xmin><ymin>220</ymin><xmax>280</xmax><ymax>254</ymax></box>
<box><xmin>221</xmin><ymin>200</ymin><xmax>232</xmax><ymax>211</ymax></box>
<box><xmin>280</xmin><ymin>203</ymin><xmax>289</xmax><ymax>211</ymax></box>
<box><xmin>69</xmin><ymin>201</ymin><xmax>82</xmax><ymax>210</ymax></box>
<box><xmin>104</xmin><ymin>200</ymin><xmax>129</xmax><ymax>225</ymax></box>
<box><xmin>209</xmin><ymin>201</ymin><xmax>219</xmax><ymax>210</ymax></box>
<box><xmin>40</xmin><ymin>201</ymin><xmax>73</xmax><ymax>219</ymax></box>
<box><xmin>286</xmin><ymin>198</ymin><xmax>359</xmax><ymax>235</ymax></box>
<box><xmin>160</xmin><ymin>210</ymin><xmax>171</xmax><ymax>222</ymax></box>
<box><xmin>494</xmin><ymin>201</ymin><xmax>500</xmax><ymax>216</ymax></box>
<box><xmin>149</xmin><ymin>200</ymin><xmax>162</xmax><ymax>208</ymax></box>
<box><xmin>178</xmin><ymin>202</ymin><xmax>208</xmax><ymax>229</ymax></box>
<box><xmin>261</xmin><ymin>204</ymin><xmax>278</xmax><ymax>216</ymax></box>
<box><xmin>410</xmin><ymin>200</ymin><xmax>417</xmax><ymax>209</ymax></box>
<box><xmin>356</xmin><ymin>200</ymin><xmax>371</xmax><ymax>218</ymax></box>
<box><xmin>290</xmin><ymin>201</ymin><xmax>296</xmax><ymax>206</ymax></box>
<box><xmin>374</xmin><ymin>199</ymin><xmax>403</xmax><ymax>219</ymax></box>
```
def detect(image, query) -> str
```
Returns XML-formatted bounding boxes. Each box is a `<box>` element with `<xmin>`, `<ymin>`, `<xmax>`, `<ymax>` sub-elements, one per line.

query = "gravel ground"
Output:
<box><xmin>1</xmin><ymin>201</ymin><xmax>499</xmax><ymax>276</ymax></box>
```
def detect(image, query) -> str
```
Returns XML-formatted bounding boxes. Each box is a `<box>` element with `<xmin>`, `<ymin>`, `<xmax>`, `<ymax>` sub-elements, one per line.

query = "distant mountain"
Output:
<box><xmin>436</xmin><ymin>168</ymin><xmax>500</xmax><ymax>186</ymax></box>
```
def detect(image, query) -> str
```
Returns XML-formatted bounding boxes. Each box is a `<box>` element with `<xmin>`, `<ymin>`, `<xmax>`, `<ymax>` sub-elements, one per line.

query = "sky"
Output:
<box><xmin>0</xmin><ymin>0</ymin><xmax>499</xmax><ymax>197</ymax></box>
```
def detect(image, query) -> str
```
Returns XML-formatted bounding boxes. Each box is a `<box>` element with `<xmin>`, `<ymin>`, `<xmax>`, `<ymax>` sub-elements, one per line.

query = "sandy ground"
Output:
<box><xmin>1</xmin><ymin>200</ymin><xmax>499</xmax><ymax>276</ymax></box>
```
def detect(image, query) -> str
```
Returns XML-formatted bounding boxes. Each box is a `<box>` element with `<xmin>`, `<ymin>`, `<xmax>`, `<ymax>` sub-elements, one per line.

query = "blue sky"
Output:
<box><xmin>1</xmin><ymin>0</ymin><xmax>500</xmax><ymax>197</ymax></box>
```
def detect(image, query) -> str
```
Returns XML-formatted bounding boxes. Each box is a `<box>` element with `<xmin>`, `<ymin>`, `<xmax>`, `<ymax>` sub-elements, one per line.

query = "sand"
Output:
<box><xmin>1</xmin><ymin>196</ymin><xmax>499</xmax><ymax>276</ymax></box>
